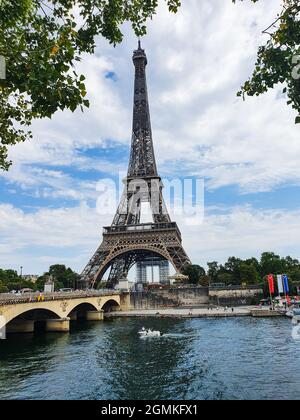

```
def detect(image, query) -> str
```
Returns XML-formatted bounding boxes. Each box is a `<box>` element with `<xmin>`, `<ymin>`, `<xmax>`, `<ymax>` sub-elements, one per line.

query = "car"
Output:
<box><xmin>20</xmin><ymin>288</ymin><xmax>34</xmax><ymax>294</ymax></box>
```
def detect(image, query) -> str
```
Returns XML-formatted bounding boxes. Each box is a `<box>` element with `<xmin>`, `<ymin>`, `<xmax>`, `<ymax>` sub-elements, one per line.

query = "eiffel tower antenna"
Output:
<box><xmin>81</xmin><ymin>45</ymin><xmax>191</xmax><ymax>289</ymax></box>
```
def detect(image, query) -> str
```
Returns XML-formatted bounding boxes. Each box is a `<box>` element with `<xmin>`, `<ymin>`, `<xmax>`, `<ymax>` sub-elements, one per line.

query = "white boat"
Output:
<box><xmin>294</xmin><ymin>308</ymin><xmax>300</xmax><ymax>317</ymax></box>
<box><xmin>286</xmin><ymin>306</ymin><xmax>300</xmax><ymax>323</ymax></box>
<box><xmin>285</xmin><ymin>306</ymin><xmax>300</xmax><ymax>318</ymax></box>
<box><xmin>292</xmin><ymin>308</ymin><xmax>300</xmax><ymax>325</ymax></box>
<box><xmin>286</xmin><ymin>310</ymin><xmax>294</xmax><ymax>319</ymax></box>
<box><xmin>138</xmin><ymin>327</ymin><xmax>161</xmax><ymax>338</ymax></box>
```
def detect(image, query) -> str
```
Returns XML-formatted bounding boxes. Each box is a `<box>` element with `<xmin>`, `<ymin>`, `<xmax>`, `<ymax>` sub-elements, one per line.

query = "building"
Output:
<box><xmin>115</xmin><ymin>279</ymin><xmax>135</xmax><ymax>292</ymax></box>
<box><xmin>44</xmin><ymin>276</ymin><xmax>55</xmax><ymax>293</ymax></box>
<box><xmin>168</xmin><ymin>272</ymin><xmax>190</xmax><ymax>286</ymax></box>
<box><xmin>136</xmin><ymin>257</ymin><xmax>169</xmax><ymax>284</ymax></box>
<box><xmin>21</xmin><ymin>275</ymin><xmax>39</xmax><ymax>284</ymax></box>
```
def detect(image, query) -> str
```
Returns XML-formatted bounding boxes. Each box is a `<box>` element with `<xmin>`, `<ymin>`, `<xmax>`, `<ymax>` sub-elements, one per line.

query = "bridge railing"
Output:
<box><xmin>0</xmin><ymin>290</ymin><xmax>120</xmax><ymax>306</ymax></box>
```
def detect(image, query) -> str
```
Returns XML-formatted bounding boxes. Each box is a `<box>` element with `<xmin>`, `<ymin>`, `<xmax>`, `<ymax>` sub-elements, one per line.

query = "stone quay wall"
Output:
<box><xmin>129</xmin><ymin>286</ymin><xmax>263</xmax><ymax>309</ymax></box>
<box><xmin>209</xmin><ymin>286</ymin><xmax>263</xmax><ymax>306</ymax></box>
<box><xmin>130</xmin><ymin>287</ymin><xmax>209</xmax><ymax>309</ymax></box>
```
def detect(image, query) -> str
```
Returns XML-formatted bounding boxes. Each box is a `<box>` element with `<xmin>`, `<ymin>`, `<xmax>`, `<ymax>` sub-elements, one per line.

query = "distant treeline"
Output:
<box><xmin>184</xmin><ymin>252</ymin><xmax>300</xmax><ymax>291</ymax></box>
<box><xmin>0</xmin><ymin>265</ymin><xmax>80</xmax><ymax>293</ymax></box>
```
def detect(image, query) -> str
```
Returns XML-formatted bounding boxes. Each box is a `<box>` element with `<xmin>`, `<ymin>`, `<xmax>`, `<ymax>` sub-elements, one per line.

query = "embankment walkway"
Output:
<box><xmin>107</xmin><ymin>306</ymin><xmax>285</xmax><ymax>319</ymax></box>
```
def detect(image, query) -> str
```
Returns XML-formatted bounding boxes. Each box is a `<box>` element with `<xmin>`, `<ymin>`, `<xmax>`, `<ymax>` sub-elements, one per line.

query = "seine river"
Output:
<box><xmin>0</xmin><ymin>317</ymin><xmax>300</xmax><ymax>400</ymax></box>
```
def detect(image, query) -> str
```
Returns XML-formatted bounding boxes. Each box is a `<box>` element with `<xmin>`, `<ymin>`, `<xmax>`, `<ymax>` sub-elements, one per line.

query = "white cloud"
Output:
<box><xmin>1</xmin><ymin>203</ymin><xmax>300</xmax><ymax>274</ymax></box>
<box><xmin>1</xmin><ymin>0</ymin><xmax>300</xmax><ymax>274</ymax></box>
<box><xmin>142</xmin><ymin>0</ymin><xmax>300</xmax><ymax>192</ymax></box>
<box><xmin>180</xmin><ymin>205</ymin><xmax>300</xmax><ymax>266</ymax></box>
<box><xmin>3</xmin><ymin>0</ymin><xmax>299</xmax><ymax>195</ymax></box>
<box><xmin>0</xmin><ymin>203</ymin><xmax>111</xmax><ymax>273</ymax></box>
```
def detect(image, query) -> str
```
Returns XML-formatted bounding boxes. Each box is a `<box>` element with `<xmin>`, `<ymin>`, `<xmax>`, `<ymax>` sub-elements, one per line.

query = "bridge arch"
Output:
<box><xmin>101</xmin><ymin>299</ymin><xmax>120</xmax><ymax>313</ymax></box>
<box><xmin>65</xmin><ymin>296</ymin><xmax>120</xmax><ymax>315</ymax></box>
<box><xmin>2</xmin><ymin>305</ymin><xmax>62</xmax><ymax>328</ymax></box>
<box><xmin>66</xmin><ymin>302</ymin><xmax>99</xmax><ymax>318</ymax></box>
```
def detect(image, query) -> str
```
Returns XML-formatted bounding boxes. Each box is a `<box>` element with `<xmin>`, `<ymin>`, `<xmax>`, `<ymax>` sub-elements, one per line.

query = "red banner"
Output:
<box><xmin>268</xmin><ymin>274</ymin><xmax>275</xmax><ymax>294</ymax></box>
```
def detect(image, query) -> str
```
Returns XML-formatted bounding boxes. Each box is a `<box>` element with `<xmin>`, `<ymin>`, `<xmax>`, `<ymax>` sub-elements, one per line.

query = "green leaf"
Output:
<box><xmin>0</xmin><ymin>0</ymin><xmax>181</xmax><ymax>170</ymax></box>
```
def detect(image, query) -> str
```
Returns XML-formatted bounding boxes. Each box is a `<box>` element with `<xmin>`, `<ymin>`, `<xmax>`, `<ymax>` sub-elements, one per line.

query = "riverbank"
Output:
<box><xmin>106</xmin><ymin>306</ymin><xmax>284</xmax><ymax>319</ymax></box>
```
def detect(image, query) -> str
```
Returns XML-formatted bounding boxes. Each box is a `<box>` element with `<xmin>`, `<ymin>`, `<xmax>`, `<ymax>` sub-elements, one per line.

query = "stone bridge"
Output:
<box><xmin>0</xmin><ymin>291</ymin><xmax>130</xmax><ymax>336</ymax></box>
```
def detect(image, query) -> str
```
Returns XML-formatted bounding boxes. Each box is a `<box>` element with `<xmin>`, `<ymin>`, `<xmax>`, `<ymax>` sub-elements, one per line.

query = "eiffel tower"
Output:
<box><xmin>81</xmin><ymin>42</ymin><xmax>191</xmax><ymax>288</ymax></box>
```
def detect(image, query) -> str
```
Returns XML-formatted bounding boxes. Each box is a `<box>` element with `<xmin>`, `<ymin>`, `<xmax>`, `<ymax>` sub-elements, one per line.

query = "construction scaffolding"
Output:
<box><xmin>136</xmin><ymin>258</ymin><xmax>169</xmax><ymax>284</ymax></box>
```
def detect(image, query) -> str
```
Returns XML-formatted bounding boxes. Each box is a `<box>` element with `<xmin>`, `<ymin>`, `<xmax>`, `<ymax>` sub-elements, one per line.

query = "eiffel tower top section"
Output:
<box><xmin>127</xmin><ymin>41</ymin><xmax>158</xmax><ymax>179</ymax></box>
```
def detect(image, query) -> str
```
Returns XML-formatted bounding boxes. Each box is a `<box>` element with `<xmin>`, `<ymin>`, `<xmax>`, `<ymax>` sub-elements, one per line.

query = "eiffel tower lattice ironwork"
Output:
<box><xmin>81</xmin><ymin>42</ymin><xmax>191</xmax><ymax>288</ymax></box>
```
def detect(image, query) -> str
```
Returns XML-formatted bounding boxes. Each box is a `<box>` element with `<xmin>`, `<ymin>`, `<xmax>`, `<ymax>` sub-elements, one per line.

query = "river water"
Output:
<box><xmin>0</xmin><ymin>317</ymin><xmax>299</xmax><ymax>400</ymax></box>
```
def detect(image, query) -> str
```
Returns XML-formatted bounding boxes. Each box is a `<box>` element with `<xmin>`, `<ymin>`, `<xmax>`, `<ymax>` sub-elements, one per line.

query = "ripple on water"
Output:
<box><xmin>0</xmin><ymin>317</ymin><xmax>300</xmax><ymax>400</ymax></box>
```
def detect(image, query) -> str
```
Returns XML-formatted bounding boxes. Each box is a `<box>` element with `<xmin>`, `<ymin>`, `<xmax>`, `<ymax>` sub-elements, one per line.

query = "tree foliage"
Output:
<box><xmin>183</xmin><ymin>264</ymin><xmax>206</xmax><ymax>285</ymax></box>
<box><xmin>235</xmin><ymin>0</ymin><xmax>300</xmax><ymax>123</ymax></box>
<box><xmin>207</xmin><ymin>261</ymin><xmax>219</xmax><ymax>283</ymax></box>
<box><xmin>0</xmin><ymin>0</ymin><xmax>299</xmax><ymax>171</ymax></box>
<box><xmin>0</xmin><ymin>0</ymin><xmax>181</xmax><ymax>170</ymax></box>
<box><xmin>208</xmin><ymin>252</ymin><xmax>300</xmax><ymax>289</ymax></box>
<box><xmin>0</xmin><ymin>268</ymin><xmax>34</xmax><ymax>291</ymax></box>
<box><xmin>37</xmin><ymin>264</ymin><xmax>80</xmax><ymax>290</ymax></box>
<box><xmin>0</xmin><ymin>264</ymin><xmax>79</xmax><ymax>291</ymax></box>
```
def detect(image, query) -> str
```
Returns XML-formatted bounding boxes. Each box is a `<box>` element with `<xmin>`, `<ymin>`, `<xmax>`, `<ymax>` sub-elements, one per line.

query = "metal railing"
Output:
<box><xmin>103</xmin><ymin>222</ymin><xmax>180</xmax><ymax>235</ymax></box>
<box><xmin>209</xmin><ymin>285</ymin><xmax>263</xmax><ymax>291</ymax></box>
<box><xmin>0</xmin><ymin>290</ymin><xmax>120</xmax><ymax>307</ymax></box>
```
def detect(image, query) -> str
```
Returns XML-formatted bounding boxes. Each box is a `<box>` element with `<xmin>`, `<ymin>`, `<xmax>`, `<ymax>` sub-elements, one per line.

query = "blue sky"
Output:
<box><xmin>1</xmin><ymin>0</ymin><xmax>300</xmax><ymax>276</ymax></box>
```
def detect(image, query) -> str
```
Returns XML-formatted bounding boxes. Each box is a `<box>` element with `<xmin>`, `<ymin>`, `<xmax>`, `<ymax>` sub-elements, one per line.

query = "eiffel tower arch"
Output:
<box><xmin>81</xmin><ymin>42</ymin><xmax>191</xmax><ymax>289</ymax></box>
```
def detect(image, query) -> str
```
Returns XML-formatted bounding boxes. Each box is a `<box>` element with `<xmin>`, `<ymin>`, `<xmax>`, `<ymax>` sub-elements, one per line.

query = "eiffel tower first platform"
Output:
<box><xmin>81</xmin><ymin>42</ymin><xmax>191</xmax><ymax>289</ymax></box>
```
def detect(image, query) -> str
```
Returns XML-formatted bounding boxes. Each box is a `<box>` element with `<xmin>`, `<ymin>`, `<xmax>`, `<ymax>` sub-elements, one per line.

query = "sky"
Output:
<box><xmin>1</xmin><ymin>0</ymin><xmax>300</xmax><ymax>277</ymax></box>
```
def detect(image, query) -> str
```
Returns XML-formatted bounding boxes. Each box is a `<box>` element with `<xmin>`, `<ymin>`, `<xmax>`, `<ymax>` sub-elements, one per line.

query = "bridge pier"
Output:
<box><xmin>6</xmin><ymin>320</ymin><xmax>35</xmax><ymax>334</ymax></box>
<box><xmin>86</xmin><ymin>310</ymin><xmax>104</xmax><ymax>321</ymax></box>
<box><xmin>69</xmin><ymin>312</ymin><xmax>77</xmax><ymax>321</ymax></box>
<box><xmin>120</xmin><ymin>293</ymin><xmax>131</xmax><ymax>311</ymax></box>
<box><xmin>45</xmin><ymin>318</ymin><xmax>70</xmax><ymax>332</ymax></box>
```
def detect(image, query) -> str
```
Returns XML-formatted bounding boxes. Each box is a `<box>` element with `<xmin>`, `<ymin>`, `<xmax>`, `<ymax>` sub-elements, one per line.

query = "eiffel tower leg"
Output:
<box><xmin>152</xmin><ymin>189</ymin><xmax>171</xmax><ymax>224</ymax></box>
<box><xmin>80</xmin><ymin>246</ymin><xmax>110</xmax><ymax>289</ymax></box>
<box><xmin>166</xmin><ymin>245</ymin><xmax>191</xmax><ymax>273</ymax></box>
<box><xmin>112</xmin><ymin>189</ymin><xmax>129</xmax><ymax>226</ymax></box>
<box><xmin>107</xmin><ymin>254</ymin><xmax>136</xmax><ymax>287</ymax></box>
